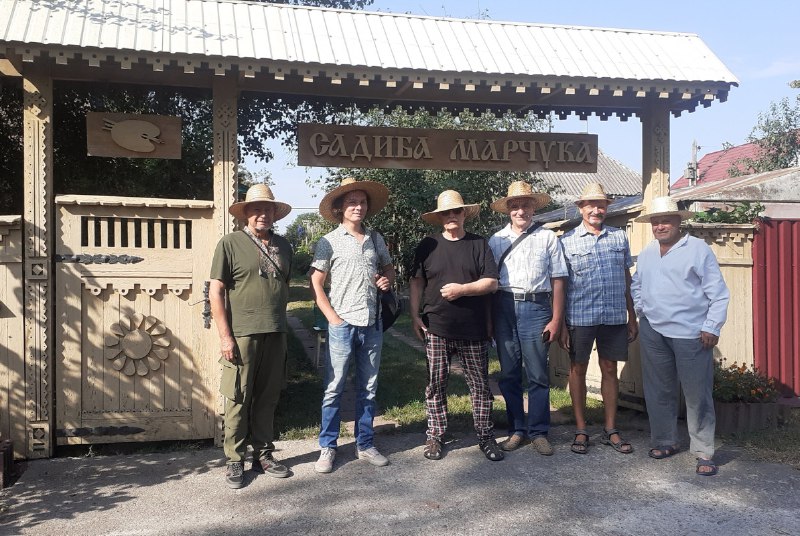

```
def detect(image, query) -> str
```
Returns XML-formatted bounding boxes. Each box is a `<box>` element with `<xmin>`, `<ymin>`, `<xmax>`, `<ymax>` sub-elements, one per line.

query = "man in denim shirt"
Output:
<box><xmin>559</xmin><ymin>183</ymin><xmax>638</xmax><ymax>455</ymax></box>
<box><xmin>310</xmin><ymin>178</ymin><xmax>395</xmax><ymax>474</ymax></box>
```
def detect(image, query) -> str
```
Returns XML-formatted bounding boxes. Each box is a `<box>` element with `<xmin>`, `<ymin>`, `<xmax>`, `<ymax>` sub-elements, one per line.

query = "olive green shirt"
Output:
<box><xmin>210</xmin><ymin>230</ymin><xmax>292</xmax><ymax>336</ymax></box>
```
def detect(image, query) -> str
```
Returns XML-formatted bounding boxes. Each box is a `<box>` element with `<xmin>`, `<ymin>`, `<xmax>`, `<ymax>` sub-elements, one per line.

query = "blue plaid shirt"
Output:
<box><xmin>559</xmin><ymin>224</ymin><xmax>633</xmax><ymax>326</ymax></box>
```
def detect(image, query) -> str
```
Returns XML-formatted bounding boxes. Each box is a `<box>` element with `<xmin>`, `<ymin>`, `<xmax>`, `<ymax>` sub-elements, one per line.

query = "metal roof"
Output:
<box><xmin>671</xmin><ymin>167</ymin><xmax>800</xmax><ymax>203</ymax></box>
<box><xmin>0</xmin><ymin>0</ymin><xmax>738</xmax><ymax>117</ymax></box>
<box><xmin>534</xmin><ymin>194</ymin><xmax>643</xmax><ymax>225</ymax></box>
<box><xmin>541</xmin><ymin>150</ymin><xmax>640</xmax><ymax>202</ymax></box>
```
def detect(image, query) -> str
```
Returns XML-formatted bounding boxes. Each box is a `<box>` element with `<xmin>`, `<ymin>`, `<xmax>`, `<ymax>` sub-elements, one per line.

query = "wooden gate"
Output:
<box><xmin>54</xmin><ymin>195</ymin><xmax>219</xmax><ymax>445</ymax></box>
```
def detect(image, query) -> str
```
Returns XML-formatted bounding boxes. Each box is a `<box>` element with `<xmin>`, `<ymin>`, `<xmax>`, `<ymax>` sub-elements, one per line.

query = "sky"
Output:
<box><xmin>254</xmin><ymin>0</ymin><xmax>800</xmax><ymax>231</ymax></box>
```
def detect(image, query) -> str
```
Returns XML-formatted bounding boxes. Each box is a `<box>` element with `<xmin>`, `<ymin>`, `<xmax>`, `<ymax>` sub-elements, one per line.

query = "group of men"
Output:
<box><xmin>210</xmin><ymin>177</ymin><xmax>729</xmax><ymax>489</ymax></box>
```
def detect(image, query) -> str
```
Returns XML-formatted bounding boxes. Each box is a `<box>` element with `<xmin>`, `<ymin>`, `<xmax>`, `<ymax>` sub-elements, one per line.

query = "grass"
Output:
<box><xmin>728</xmin><ymin>408</ymin><xmax>800</xmax><ymax>469</ymax></box>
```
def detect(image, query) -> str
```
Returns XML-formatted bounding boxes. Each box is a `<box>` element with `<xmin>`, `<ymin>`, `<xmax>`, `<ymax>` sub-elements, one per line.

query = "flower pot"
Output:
<box><xmin>714</xmin><ymin>401</ymin><xmax>779</xmax><ymax>437</ymax></box>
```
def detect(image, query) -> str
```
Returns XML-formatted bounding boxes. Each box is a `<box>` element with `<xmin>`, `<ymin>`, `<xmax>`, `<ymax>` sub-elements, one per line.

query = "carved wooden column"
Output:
<box><xmin>212</xmin><ymin>77</ymin><xmax>238</xmax><ymax>237</ymax></box>
<box><xmin>22</xmin><ymin>64</ymin><xmax>54</xmax><ymax>458</ymax></box>
<box><xmin>211</xmin><ymin>76</ymin><xmax>238</xmax><ymax>446</ymax></box>
<box><xmin>633</xmin><ymin>99</ymin><xmax>671</xmax><ymax>254</ymax></box>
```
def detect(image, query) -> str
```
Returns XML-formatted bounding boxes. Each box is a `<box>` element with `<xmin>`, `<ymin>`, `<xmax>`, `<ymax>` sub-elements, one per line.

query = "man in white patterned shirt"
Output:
<box><xmin>310</xmin><ymin>178</ymin><xmax>395</xmax><ymax>474</ymax></box>
<box><xmin>489</xmin><ymin>181</ymin><xmax>567</xmax><ymax>456</ymax></box>
<box><xmin>558</xmin><ymin>183</ymin><xmax>638</xmax><ymax>455</ymax></box>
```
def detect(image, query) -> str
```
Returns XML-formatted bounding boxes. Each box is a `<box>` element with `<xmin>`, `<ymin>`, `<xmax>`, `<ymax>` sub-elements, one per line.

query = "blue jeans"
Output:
<box><xmin>319</xmin><ymin>320</ymin><xmax>383</xmax><ymax>450</ymax></box>
<box><xmin>492</xmin><ymin>293</ymin><xmax>552</xmax><ymax>438</ymax></box>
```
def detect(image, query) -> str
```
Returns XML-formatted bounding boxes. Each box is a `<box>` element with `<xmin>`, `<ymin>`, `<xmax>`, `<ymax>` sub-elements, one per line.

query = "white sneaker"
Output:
<box><xmin>315</xmin><ymin>447</ymin><xmax>336</xmax><ymax>473</ymax></box>
<box><xmin>357</xmin><ymin>446</ymin><xmax>389</xmax><ymax>467</ymax></box>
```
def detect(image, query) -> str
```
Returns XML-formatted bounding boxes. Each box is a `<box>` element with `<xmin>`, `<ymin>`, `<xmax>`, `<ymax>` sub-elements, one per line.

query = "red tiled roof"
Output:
<box><xmin>672</xmin><ymin>142</ymin><xmax>761</xmax><ymax>189</ymax></box>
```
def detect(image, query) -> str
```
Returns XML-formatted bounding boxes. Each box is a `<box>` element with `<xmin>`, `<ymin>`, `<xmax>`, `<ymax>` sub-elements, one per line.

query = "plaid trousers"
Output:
<box><xmin>425</xmin><ymin>332</ymin><xmax>495</xmax><ymax>442</ymax></box>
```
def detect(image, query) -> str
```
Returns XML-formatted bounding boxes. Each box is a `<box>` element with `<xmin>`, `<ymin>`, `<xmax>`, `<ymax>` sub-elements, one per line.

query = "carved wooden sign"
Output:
<box><xmin>86</xmin><ymin>112</ymin><xmax>182</xmax><ymax>159</ymax></box>
<box><xmin>298</xmin><ymin>123</ymin><xmax>598</xmax><ymax>173</ymax></box>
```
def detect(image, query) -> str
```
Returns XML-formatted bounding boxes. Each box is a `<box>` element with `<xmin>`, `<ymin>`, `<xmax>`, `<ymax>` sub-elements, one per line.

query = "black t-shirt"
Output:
<box><xmin>411</xmin><ymin>232</ymin><xmax>498</xmax><ymax>341</ymax></box>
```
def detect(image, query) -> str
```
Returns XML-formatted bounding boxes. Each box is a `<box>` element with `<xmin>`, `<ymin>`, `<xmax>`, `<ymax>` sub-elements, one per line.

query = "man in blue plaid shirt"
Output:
<box><xmin>558</xmin><ymin>183</ymin><xmax>638</xmax><ymax>455</ymax></box>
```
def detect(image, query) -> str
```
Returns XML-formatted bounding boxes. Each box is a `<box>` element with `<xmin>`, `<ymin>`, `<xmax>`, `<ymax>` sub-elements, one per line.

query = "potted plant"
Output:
<box><xmin>713</xmin><ymin>359</ymin><xmax>780</xmax><ymax>437</ymax></box>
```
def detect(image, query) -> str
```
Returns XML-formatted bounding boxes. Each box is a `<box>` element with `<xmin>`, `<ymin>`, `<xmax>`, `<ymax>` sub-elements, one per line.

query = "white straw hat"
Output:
<box><xmin>634</xmin><ymin>196</ymin><xmax>694</xmax><ymax>223</ymax></box>
<box><xmin>574</xmin><ymin>182</ymin><xmax>611</xmax><ymax>205</ymax></box>
<box><xmin>421</xmin><ymin>190</ymin><xmax>480</xmax><ymax>225</ymax></box>
<box><xmin>229</xmin><ymin>183</ymin><xmax>292</xmax><ymax>222</ymax></box>
<box><xmin>490</xmin><ymin>181</ymin><xmax>551</xmax><ymax>213</ymax></box>
<box><xmin>318</xmin><ymin>177</ymin><xmax>390</xmax><ymax>224</ymax></box>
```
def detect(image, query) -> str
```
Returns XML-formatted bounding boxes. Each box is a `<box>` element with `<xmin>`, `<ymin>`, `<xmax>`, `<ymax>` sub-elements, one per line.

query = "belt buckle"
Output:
<box><xmin>512</xmin><ymin>291</ymin><xmax>525</xmax><ymax>301</ymax></box>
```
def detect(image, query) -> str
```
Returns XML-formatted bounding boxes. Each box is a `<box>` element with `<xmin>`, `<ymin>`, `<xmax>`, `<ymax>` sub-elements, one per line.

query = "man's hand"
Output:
<box><xmin>440</xmin><ymin>283</ymin><xmax>464</xmax><ymax>301</ymax></box>
<box><xmin>558</xmin><ymin>323</ymin><xmax>571</xmax><ymax>352</ymax></box>
<box><xmin>542</xmin><ymin>319</ymin><xmax>560</xmax><ymax>344</ymax></box>
<box><xmin>220</xmin><ymin>335</ymin><xmax>237</xmax><ymax>363</ymax></box>
<box><xmin>627</xmin><ymin>318</ymin><xmax>639</xmax><ymax>343</ymax></box>
<box><xmin>412</xmin><ymin>316</ymin><xmax>428</xmax><ymax>341</ymax></box>
<box><xmin>375</xmin><ymin>273</ymin><xmax>391</xmax><ymax>292</ymax></box>
<box><xmin>700</xmin><ymin>331</ymin><xmax>719</xmax><ymax>349</ymax></box>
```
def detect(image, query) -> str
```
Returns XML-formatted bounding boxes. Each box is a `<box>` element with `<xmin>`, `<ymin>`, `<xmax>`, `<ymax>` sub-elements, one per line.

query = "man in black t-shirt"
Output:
<box><xmin>410</xmin><ymin>190</ymin><xmax>503</xmax><ymax>462</ymax></box>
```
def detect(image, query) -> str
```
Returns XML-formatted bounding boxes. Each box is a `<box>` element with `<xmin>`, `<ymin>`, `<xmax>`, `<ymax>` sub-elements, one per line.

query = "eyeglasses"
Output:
<box><xmin>441</xmin><ymin>208</ymin><xmax>464</xmax><ymax>216</ymax></box>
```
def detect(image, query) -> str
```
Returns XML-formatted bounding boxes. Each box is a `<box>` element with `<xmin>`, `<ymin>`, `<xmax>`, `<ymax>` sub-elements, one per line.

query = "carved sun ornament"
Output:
<box><xmin>105</xmin><ymin>313</ymin><xmax>171</xmax><ymax>376</ymax></box>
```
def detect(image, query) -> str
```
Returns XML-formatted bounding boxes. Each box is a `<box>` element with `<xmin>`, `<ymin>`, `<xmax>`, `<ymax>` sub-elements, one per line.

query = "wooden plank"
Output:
<box><xmin>179</xmin><ymin>290</ymin><xmax>193</xmax><ymax>413</ymax></box>
<box><xmin>147</xmin><ymin>289</ymin><xmax>166</xmax><ymax>412</ymax></box>
<box><xmin>86</xmin><ymin>216</ymin><xmax>96</xmax><ymax>248</ymax></box>
<box><xmin>133</xmin><ymin>288</ymin><xmax>151</xmax><ymax>411</ymax></box>
<box><xmin>99</xmin><ymin>217</ymin><xmax>109</xmax><ymax>248</ymax></box>
<box><xmin>83</xmin><ymin>288</ymin><xmax>105</xmax><ymax>414</ymax></box>
<box><xmin>118</xmin><ymin>290</ymin><xmax>136</xmax><ymax>412</ymax></box>
<box><xmin>163</xmin><ymin>287</ymin><xmax>182</xmax><ymax>413</ymax></box>
<box><xmin>86</xmin><ymin>112</ymin><xmax>182</xmax><ymax>159</ymax></box>
<box><xmin>54</xmin><ymin>268</ymin><xmax>84</xmax><ymax>445</ymax></box>
<box><xmin>103</xmin><ymin>286</ymin><xmax>121</xmax><ymax>412</ymax></box>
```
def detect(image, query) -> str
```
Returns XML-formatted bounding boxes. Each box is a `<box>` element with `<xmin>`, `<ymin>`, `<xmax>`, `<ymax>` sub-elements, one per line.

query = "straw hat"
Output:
<box><xmin>634</xmin><ymin>196</ymin><xmax>695</xmax><ymax>223</ymax></box>
<box><xmin>318</xmin><ymin>177</ymin><xmax>390</xmax><ymax>224</ymax></box>
<box><xmin>490</xmin><ymin>181</ymin><xmax>551</xmax><ymax>214</ymax></box>
<box><xmin>421</xmin><ymin>190</ymin><xmax>480</xmax><ymax>225</ymax></box>
<box><xmin>229</xmin><ymin>183</ymin><xmax>292</xmax><ymax>222</ymax></box>
<box><xmin>574</xmin><ymin>182</ymin><xmax>611</xmax><ymax>205</ymax></box>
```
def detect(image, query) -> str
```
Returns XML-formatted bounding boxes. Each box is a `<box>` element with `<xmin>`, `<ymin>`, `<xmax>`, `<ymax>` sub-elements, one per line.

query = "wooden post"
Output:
<box><xmin>211</xmin><ymin>76</ymin><xmax>238</xmax><ymax>446</ymax></box>
<box><xmin>212</xmin><ymin>77</ymin><xmax>238</xmax><ymax>237</ymax></box>
<box><xmin>633</xmin><ymin>99</ymin><xmax>671</xmax><ymax>255</ymax></box>
<box><xmin>22</xmin><ymin>64</ymin><xmax>54</xmax><ymax>458</ymax></box>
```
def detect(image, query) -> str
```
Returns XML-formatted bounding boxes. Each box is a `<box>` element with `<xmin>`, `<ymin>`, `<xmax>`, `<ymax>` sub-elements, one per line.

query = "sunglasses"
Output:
<box><xmin>441</xmin><ymin>207</ymin><xmax>464</xmax><ymax>216</ymax></box>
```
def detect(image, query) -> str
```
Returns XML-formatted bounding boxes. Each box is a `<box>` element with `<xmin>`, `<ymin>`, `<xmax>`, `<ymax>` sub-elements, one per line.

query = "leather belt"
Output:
<box><xmin>503</xmin><ymin>290</ymin><xmax>551</xmax><ymax>302</ymax></box>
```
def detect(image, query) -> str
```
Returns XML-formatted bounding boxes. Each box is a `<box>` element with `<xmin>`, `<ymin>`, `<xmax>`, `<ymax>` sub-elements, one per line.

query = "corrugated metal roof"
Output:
<box><xmin>671</xmin><ymin>167</ymin><xmax>800</xmax><ymax>203</ymax></box>
<box><xmin>534</xmin><ymin>194</ymin><xmax>643</xmax><ymax>225</ymax></box>
<box><xmin>672</xmin><ymin>142</ymin><xmax>760</xmax><ymax>188</ymax></box>
<box><xmin>541</xmin><ymin>150</ymin><xmax>640</xmax><ymax>202</ymax></box>
<box><xmin>0</xmin><ymin>0</ymin><xmax>738</xmax><ymax>88</ymax></box>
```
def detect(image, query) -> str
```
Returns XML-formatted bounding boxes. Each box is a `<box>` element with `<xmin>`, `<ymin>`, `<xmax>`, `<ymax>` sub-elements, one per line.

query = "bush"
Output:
<box><xmin>292</xmin><ymin>250</ymin><xmax>312</xmax><ymax>278</ymax></box>
<box><xmin>713</xmin><ymin>359</ymin><xmax>779</xmax><ymax>403</ymax></box>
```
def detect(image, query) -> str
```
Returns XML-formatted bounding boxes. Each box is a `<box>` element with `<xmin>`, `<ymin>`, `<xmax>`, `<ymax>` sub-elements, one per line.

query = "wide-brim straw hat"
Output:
<box><xmin>318</xmin><ymin>177</ymin><xmax>390</xmax><ymax>224</ymax></box>
<box><xmin>574</xmin><ymin>182</ymin><xmax>611</xmax><ymax>205</ymax></box>
<box><xmin>634</xmin><ymin>196</ymin><xmax>695</xmax><ymax>223</ymax></box>
<box><xmin>229</xmin><ymin>183</ymin><xmax>292</xmax><ymax>222</ymax></box>
<box><xmin>490</xmin><ymin>181</ymin><xmax>551</xmax><ymax>213</ymax></box>
<box><xmin>421</xmin><ymin>190</ymin><xmax>480</xmax><ymax>225</ymax></box>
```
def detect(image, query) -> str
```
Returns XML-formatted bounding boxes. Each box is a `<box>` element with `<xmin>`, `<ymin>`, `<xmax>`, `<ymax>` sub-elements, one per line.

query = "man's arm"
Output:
<box><xmin>624</xmin><ymin>270</ymin><xmax>639</xmax><ymax>343</ymax></box>
<box><xmin>309</xmin><ymin>268</ymin><xmax>343</xmax><ymax>326</ymax></box>
<box><xmin>409</xmin><ymin>276</ymin><xmax>427</xmax><ymax>341</ymax></box>
<box><xmin>543</xmin><ymin>277</ymin><xmax>565</xmax><ymax>343</ymax></box>
<box><xmin>440</xmin><ymin>277</ymin><xmax>498</xmax><ymax>301</ymax></box>
<box><xmin>699</xmin><ymin>247</ymin><xmax>730</xmax><ymax>349</ymax></box>
<box><xmin>376</xmin><ymin>263</ymin><xmax>396</xmax><ymax>292</ymax></box>
<box><xmin>209</xmin><ymin>279</ymin><xmax>236</xmax><ymax>363</ymax></box>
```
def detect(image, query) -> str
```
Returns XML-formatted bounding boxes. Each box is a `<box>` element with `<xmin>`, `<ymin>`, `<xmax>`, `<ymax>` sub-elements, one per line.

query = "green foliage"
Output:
<box><xmin>312</xmin><ymin>106</ymin><xmax>555</xmax><ymax>281</ymax></box>
<box><xmin>284</xmin><ymin>213</ymin><xmax>335</xmax><ymax>254</ymax></box>
<box><xmin>713</xmin><ymin>359</ymin><xmax>779</xmax><ymax>403</ymax></box>
<box><xmin>0</xmin><ymin>81</ymin><xmax>22</xmax><ymax>214</ymax></box>
<box><xmin>693</xmin><ymin>202</ymin><xmax>764</xmax><ymax>224</ymax></box>
<box><xmin>731</xmin><ymin>95</ymin><xmax>800</xmax><ymax>176</ymax></box>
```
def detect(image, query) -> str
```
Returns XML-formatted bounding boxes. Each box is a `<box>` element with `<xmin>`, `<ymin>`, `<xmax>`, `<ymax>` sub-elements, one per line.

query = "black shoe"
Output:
<box><xmin>226</xmin><ymin>462</ymin><xmax>245</xmax><ymax>489</ymax></box>
<box><xmin>252</xmin><ymin>453</ymin><xmax>290</xmax><ymax>478</ymax></box>
<box><xmin>479</xmin><ymin>438</ymin><xmax>505</xmax><ymax>461</ymax></box>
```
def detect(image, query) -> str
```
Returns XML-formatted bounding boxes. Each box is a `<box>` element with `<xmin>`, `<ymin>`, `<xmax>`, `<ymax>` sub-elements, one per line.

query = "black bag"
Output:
<box><xmin>379</xmin><ymin>288</ymin><xmax>402</xmax><ymax>331</ymax></box>
<box><xmin>369</xmin><ymin>230</ymin><xmax>402</xmax><ymax>331</ymax></box>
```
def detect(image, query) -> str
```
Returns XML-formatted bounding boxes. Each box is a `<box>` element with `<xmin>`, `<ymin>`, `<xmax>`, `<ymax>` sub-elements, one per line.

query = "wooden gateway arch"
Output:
<box><xmin>0</xmin><ymin>0</ymin><xmax>737</xmax><ymax>458</ymax></box>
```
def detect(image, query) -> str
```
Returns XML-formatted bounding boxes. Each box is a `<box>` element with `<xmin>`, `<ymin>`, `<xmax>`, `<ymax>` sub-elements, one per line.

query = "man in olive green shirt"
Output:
<box><xmin>210</xmin><ymin>184</ymin><xmax>293</xmax><ymax>489</ymax></box>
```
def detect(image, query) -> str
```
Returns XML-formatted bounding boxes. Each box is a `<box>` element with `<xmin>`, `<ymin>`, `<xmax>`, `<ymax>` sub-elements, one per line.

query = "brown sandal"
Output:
<box><xmin>571</xmin><ymin>430</ymin><xmax>590</xmax><ymax>454</ymax></box>
<box><xmin>424</xmin><ymin>438</ymin><xmax>442</xmax><ymax>460</ymax></box>
<box><xmin>603</xmin><ymin>428</ymin><xmax>633</xmax><ymax>454</ymax></box>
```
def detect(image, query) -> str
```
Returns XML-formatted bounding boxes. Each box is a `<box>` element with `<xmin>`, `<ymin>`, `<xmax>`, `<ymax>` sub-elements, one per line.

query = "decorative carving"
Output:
<box><xmin>202</xmin><ymin>280</ymin><xmax>211</xmax><ymax>329</ymax></box>
<box><xmin>213</xmin><ymin>79</ymin><xmax>238</xmax><ymax>236</ymax></box>
<box><xmin>105</xmin><ymin>313</ymin><xmax>171</xmax><ymax>377</ymax></box>
<box><xmin>56</xmin><ymin>254</ymin><xmax>144</xmax><ymax>264</ymax></box>
<box><xmin>82</xmin><ymin>281</ymin><xmax>191</xmax><ymax>297</ymax></box>
<box><xmin>102</xmin><ymin>118</ymin><xmax>163</xmax><ymax>152</ymax></box>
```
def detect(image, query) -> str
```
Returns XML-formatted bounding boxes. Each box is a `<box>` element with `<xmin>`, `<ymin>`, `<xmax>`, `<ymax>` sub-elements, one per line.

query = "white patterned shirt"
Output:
<box><xmin>488</xmin><ymin>223</ymin><xmax>568</xmax><ymax>293</ymax></box>
<box><xmin>311</xmin><ymin>225</ymin><xmax>392</xmax><ymax>327</ymax></box>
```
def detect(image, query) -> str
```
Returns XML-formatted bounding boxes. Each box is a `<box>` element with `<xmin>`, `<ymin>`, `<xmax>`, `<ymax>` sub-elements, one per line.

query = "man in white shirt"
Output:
<box><xmin>488</xmin><ymin>181</ymin><xmax>567</xmax><ymax>456</ymax></box>
<box><xmin>631</xmin><ymin>196</ymin><xmax>729</xmax><ymax>476</ymax></box>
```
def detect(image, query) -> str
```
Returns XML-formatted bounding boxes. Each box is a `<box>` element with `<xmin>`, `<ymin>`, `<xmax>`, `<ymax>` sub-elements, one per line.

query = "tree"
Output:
<box><xmin>731</xmin><ymin>94</ymin><xmax>800</xmax><ymax>175</ymax></box>
<box><xmin>311</xmin><ymin>106</ymin><xmax>557</xmax><ymax>281</ymax></box>
<box><xmin>283</xmin><ymin>212</ymin><xmax>335</xmax><ymax>276</ymax></box>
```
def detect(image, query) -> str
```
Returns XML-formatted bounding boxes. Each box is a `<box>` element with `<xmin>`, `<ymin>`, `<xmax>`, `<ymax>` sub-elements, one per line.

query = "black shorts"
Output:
<box><xmin>568</xmin><ymin>324</ymin><xmax>629</xmax><ymax>364</ymax></box>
